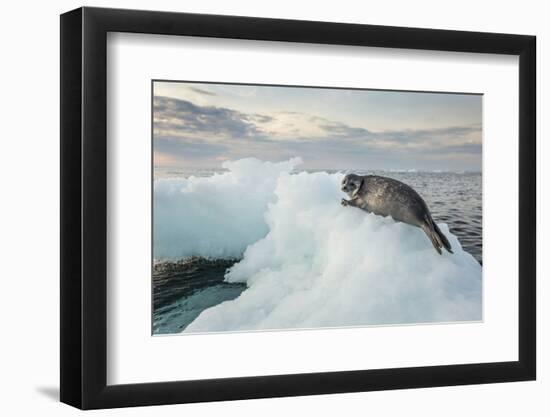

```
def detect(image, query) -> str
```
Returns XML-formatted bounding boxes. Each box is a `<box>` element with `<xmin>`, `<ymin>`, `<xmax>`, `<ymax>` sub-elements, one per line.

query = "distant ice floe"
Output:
<box><xmin>154</xmin><ymin>158</ymin><xmax>482</xmax><ymax>332</ymax></box>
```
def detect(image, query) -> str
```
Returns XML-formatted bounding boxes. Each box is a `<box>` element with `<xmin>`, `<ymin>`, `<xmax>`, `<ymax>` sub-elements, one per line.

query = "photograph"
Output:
<box><xmin>152</xmin><ymin>81</ymin><xmax>483</xmax><ymax>335</ymax></box>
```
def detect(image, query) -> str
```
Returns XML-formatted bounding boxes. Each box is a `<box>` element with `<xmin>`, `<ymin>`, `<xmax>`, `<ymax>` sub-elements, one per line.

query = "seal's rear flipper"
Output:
<box><xmin>432</xmin><ymin>221</ymin><xmax>453</xmax><ymax>254</ymax></box>
<box><xmin>421</xmin><ymin>223</ymin><xmax>442</xmax><ymax>255</ymax></box>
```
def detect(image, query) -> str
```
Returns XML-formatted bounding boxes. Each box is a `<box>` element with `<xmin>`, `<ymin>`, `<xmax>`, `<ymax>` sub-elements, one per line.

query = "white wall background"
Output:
<box><xmin>0</xmin><ymin>0</ymin><xmax>545</xmax><ymax>415</ymax></box>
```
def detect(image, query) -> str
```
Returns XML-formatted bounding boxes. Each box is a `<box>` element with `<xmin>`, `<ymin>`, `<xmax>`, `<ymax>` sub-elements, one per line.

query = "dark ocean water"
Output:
<box><xmin>153</xmin><ymin>171</ymin><xmax>482</xmax><ymax>334</ymax></box>
<box><xmin>153</xmin><ymin>258</ymin><xmax>245</xmax><ymax>334</ymax></box>
<box><xmin>368</xmin><ymin>171</ymin><xmax>482</xmax><ymax>264</ymax></box>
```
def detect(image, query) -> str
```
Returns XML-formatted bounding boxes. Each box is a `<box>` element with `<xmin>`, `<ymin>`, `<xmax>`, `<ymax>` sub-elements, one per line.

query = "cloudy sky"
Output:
<box><xmin>153</xmin><ymin>81</ymin><xmax>482</xmax><ymax>171</ymax></box>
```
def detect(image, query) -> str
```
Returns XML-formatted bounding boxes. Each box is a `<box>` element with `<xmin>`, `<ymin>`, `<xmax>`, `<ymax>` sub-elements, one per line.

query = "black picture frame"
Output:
<box><xmin>60</xmin><ymin>6</ymin><xmax>536</xmax><ymax>410</ymax></box>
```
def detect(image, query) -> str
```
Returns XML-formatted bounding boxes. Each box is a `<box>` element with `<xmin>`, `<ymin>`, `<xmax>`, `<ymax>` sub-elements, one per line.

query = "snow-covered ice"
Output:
<box><xmin>154</xmin><ymin>158</ymin><xmax>482</xmax><ymax>332</ymax></box>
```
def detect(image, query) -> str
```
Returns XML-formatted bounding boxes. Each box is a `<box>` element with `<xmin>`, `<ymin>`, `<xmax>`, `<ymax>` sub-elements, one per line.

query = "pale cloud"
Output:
<box><xmin>154</xmin><ymin>151</ymin><xmax>179</xmax><ymax>167</ymax></box>
<box><xmin>254</xmin><ymin>112</ymin><xmax>346</xmax><ymax>140</ymax></box>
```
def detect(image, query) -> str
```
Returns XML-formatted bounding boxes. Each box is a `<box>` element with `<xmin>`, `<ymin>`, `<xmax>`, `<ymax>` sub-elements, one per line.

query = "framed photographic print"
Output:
<box><xmin>60</xmin><ymin>6</ymin><xmax>536</xmax><ymax>409</ymax></box>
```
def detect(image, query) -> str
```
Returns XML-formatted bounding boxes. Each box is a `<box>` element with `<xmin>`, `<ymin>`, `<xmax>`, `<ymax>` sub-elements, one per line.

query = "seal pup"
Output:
<box><xmin>341</xmin><ymin>173</ymin><xmax>453</xmax><ymax>255</ymax></box>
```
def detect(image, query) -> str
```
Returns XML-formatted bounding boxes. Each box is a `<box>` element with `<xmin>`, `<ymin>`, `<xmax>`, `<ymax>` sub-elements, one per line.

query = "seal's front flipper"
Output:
<box><xmin>341</xmin><ymin>198</ymin><xmax>350</xmax><ymax>207</ymax></box>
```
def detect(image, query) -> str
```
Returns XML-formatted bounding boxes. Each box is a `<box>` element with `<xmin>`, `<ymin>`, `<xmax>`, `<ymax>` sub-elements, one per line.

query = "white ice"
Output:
<box><xmin>155</xmin><ymin>158</ymin><xmax>482</xmax><ymax>331</ymax></box>
<box><xmin>154</xmin><ymin>157</ymin><xmax>302</xmax><ymax>259</ymax></box>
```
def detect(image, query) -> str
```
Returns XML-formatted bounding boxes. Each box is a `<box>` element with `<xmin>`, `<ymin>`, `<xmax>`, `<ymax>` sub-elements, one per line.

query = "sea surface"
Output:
<box><xmin>153</xmin><ymin>169</ymin><xmax>482</xmax><ymax>334</ymax></box>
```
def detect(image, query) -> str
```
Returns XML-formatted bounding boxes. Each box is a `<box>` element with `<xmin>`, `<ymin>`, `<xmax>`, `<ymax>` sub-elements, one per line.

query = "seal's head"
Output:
<box><xmin>341</xmin><ymin>173</ymin><xmax>363</xmax><ymax>197</ymax></box>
